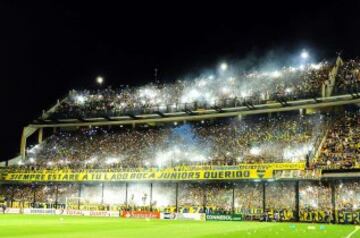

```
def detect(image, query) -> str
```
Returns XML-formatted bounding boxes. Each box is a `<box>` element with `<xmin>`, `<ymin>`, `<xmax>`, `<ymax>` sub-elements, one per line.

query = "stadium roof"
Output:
<box><xmin>30</xmin><ymin>93</ymin><xmax>360</xmax><ymax>128</ymax></box>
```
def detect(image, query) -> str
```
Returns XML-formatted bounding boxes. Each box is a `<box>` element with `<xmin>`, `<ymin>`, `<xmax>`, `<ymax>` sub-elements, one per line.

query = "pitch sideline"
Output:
<box><xmin>345</xmin><ymin>226</ymin><xmax>360</xmax><ymax>238</ymax></box>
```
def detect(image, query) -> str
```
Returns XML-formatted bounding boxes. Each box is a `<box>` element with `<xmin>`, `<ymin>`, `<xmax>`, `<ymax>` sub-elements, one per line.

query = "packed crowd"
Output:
<box><xmin>23</xmin><ymin>112</ymin><xmax>321</xmax><ymax>170</ymax></box>
<box><xmin>46</xmin><ymin>62</ymin><xmax>332</xmax><ymax>119</ymax></box>
<box><xmin>205</xmin><ymin>184</ymin><xmax>233</xmax><ymax>214</ymax></box>
<box><xmin>266</xmin><ymin>182</ymin><xmax>295</xmax><ymax>212</ymax></box>
<box><xmin>0</xmin><ymin>184</ymin><xmax>34</xmax><ymax>209</ymax></box>
<box><xmin>299</xmin><ymin>181</ymin><xmax>332</xmax><ymax>211</ymax></box>
<box><xmin>1</xmin><ymin>181</ymin><xmax>358</xmax><ymax>216</ymax></box>
<box><xmin>317</xmin><ymin>110</ymin><xmax>360</xmax><ymax>169</ymax></box>
<box><xmin>234</xmin><ymin>183</ymin><xmax>263</xmax><ymax>216</ymax></box>
<box><xmin>335</xmin><ymin>181</ymin><xmax>360</xmax><ymax>211</ymax></box>
<box><xmin>335</xmin><ymin>59</ymin><xmax>360</xmax><ymax>94</ymax></box>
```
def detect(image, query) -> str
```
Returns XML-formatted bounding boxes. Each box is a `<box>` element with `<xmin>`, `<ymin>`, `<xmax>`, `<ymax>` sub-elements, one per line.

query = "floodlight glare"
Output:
<box><xmin>300</xmin><ymin>50</ymin><xmax>309</xmax><ymax>59</ymax></box>
<box><xmin>96</xmin><ymin>76</ymin><xmax>104</xmax><ymax>85</ymax></box>
<box><xmin>220</xmin><ymin>62</ymin><xmax>228</xmax><ymax>71</ymax></box>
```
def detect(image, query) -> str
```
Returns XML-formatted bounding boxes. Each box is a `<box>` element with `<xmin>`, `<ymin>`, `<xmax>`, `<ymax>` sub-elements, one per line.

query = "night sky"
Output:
<box><xmin>1</xmin><ymin>1</ymin><xmax>360</xmax><ymax>160</ymax></box>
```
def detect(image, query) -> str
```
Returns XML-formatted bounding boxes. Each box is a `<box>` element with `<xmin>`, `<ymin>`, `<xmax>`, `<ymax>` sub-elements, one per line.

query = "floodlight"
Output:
<box><xmin>300</xmin><ymin>50</ymin><xmax>309</xmax><ymax>59</ymax></box>
<box><xmin>96</xmin><ymin>76</ymin><xmax>104</xmax><ymax>85</ymax></box>
<box><xmin>220</xmin><ymin>62</ymin><xmax>228</xmax><ymax>71</ymax></box>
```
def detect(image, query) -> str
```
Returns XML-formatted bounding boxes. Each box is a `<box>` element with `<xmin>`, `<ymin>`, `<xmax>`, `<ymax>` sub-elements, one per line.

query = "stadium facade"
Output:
<box><xmin>1</xmin><ymin>56</ymin><xmax>360</xmax><ymax>224</ymax></box>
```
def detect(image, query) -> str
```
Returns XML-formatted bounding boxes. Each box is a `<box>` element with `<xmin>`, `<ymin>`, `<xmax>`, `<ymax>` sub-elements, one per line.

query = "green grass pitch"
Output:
<box><xmin>0</xmin><ymin>215</ymin><xmax>359</xmax><ymax>238</ymax></box>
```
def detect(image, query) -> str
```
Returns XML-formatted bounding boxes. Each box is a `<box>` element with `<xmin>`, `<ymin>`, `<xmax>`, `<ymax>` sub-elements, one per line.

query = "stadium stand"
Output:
<box><xmin>1</xmin><ymin>57</ymin><xmax>360</xmax><ymax>224</ymax></box>
<box><xmin>20</xmin><ymin>112</ymin><xmax>322</xmax><ymax>169</ymax></box>
<box><xmin>335</xmin><ymin>59</ymin><xmax>360</xmax><ymax>95</ymax></box>
<box><xmin>317</xmin><ymin>110</ymin><xmax>360</xmax><ymax>169</ymax></box>
<box><xmin>43</xmin><ymin>62</ymin><xmax>332</xmax><ymax>120</ymax></box>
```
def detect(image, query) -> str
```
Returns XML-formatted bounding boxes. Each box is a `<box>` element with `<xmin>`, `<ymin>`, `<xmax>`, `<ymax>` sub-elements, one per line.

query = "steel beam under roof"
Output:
<box><xmin>29</xmin><ymin>94</ymin><xmax>360</xmax><ymax>129</ymax></box>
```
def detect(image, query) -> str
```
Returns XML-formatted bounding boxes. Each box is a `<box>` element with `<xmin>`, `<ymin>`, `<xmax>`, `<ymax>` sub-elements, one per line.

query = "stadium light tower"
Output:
<box><xmin>96</xmin><ymin>76</ymin><xmax>104</xmax><ymax>85</ymax></box>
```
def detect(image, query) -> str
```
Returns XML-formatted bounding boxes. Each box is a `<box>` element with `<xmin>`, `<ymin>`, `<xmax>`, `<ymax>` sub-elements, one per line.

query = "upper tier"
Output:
<box><xmin>44</xmin><ymin>61</ymin><xmax>346</xmax><ymax>120</ymax></box>
<box><xmin>42</xmin><ymin>59</ymin><xmax>360</xmax><ymax>120</ymax></box>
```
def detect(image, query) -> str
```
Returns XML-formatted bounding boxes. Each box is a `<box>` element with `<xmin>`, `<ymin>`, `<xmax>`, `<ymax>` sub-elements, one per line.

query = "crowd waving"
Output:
<box><xmin>1</xmin><ymin>58</ymin><xmax>360</xmax><ymax>221</ymax></box>
<box><xmin>6</xmin><ymin>107</ymin><xmax>355</xmax><ymax>171</ymax></box>
<box><xmin>46</xmin><ymin>62</ymin><xmax>334</xmax><ymax>120</ymax></box>
<box><xmin>2</xmin><ymin>180</ymin><xmax>359</xmax><ymax>219</ymax></box>
<box><xmin>21</xmin><ymin>112</ymin><xmax>323</xmax><ymax>170</ymax></box>
<box><xmin>335</xmin><ymin>59</ymin><xmax>360</xmax><ymax>94</ymax></box>
<box><xmin>317</xmin><ymin>110</ymin><xmax>360</xmax><ymax>169</ymax></box>
<box><xmin>43</xmin><ymin>58</ymin><xmax>360</xmax><ymax>120</ymax></box>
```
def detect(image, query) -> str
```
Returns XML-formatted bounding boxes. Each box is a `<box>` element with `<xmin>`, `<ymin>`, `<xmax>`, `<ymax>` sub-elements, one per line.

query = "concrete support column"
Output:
<box><xmin>20</xmin><ymin>130</ymin><xmax>27</xmax><ymax>159</ymax></box>
<box><xmin>175</xmin><ymin>183</ymin><xmax>179</xmax><ymax>212</ymax></box>
<box><xmin>295</xmin><ymin>181</ymin><xmax>300</xmax><ymax>221</ymax></box>
<box><xmin>150</xmin><ymin>183</ymin><xmax>153</xmax><ymax>211</ymax></box>
<box><xmin>262</xmin><ymin>182</ymin><xmax>266</xmax><ymax>213</ymax></box>
<box><xmin>232</xmin><ymin>183</ymin><xmax>235</xmax><ymax>214</ymax></box>
<box><xmin>331</xmin><ymin>182</ymin><xmax>336</xmax><ymax>223</ymax></box>
<box><xmin>78</xmin><ymin>184</ymin><xmax>82</xmax><ymax>210</ymax></box>
<box><xmin>38</xmin><ymin>128</ymin><xmax>43</xmax><ymax>144</ymax></box>
<box><xmin>55</xmin><ymin>185</ymin><xmax>59</xmax><ymax>209</ymax></box>
<box><xmin>101</xmin><ymin>183</ymin><xmax>105</xmax><ymax>205</ymax></box>
<box><xmin>125</xmin><ymin>182</ymin><xmax>128</xmax><ymax>209</ymax></box>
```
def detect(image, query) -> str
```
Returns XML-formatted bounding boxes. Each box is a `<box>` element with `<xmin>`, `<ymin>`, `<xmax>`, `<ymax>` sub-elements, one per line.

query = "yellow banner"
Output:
<box><xmin>155</xmin><ymin>163</ymin><xmax>305</xmax><ymax>172</ymax></box>
<box><xmin>1</xmin><ymin>163</ymin><xmax>305</xmax><ymax>182</ymax></box>
<box><xmin>236</xmin><ymin>163</ymin><xmax>305</xmax><ymax>170</ymax></box>
<box><xmin>4</xmin><ymin>169</ymin><xmax>276</xmax><ymax>182</ymax></box>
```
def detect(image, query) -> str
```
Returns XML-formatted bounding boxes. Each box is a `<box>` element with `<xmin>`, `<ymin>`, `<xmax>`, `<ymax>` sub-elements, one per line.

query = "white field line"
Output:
<box><xmin>345</xmin><ymin>226</ymin><xmax>360</xmax><ymax>238</ymax></box>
